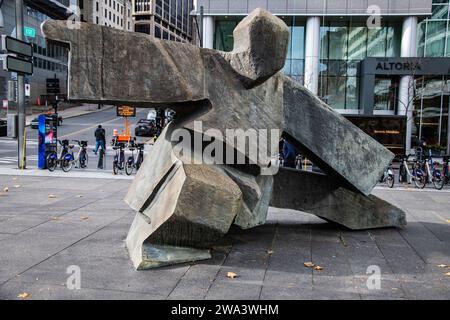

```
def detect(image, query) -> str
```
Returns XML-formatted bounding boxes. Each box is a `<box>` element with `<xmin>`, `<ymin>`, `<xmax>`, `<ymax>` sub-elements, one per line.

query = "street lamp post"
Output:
<box><xmin>15</xmin><ymin>0</ymin><xmax>26</xmax><ymax>169</ymax></box>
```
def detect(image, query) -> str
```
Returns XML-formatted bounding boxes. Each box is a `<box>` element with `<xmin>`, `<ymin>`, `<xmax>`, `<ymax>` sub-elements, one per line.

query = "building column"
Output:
<box><xmin>398</xmin><ymin>16</ymin><xmax>418</xmax><ymax>154</ymax></box>
<box><xmin>304</xmin><ymin>16</ymin><xmax>320</xmax><ymax>95</ymax></box>
<box><xmin>202</xmin><ymin>16</ymin><xmax>214</xmax><ymax>49</ymax></box>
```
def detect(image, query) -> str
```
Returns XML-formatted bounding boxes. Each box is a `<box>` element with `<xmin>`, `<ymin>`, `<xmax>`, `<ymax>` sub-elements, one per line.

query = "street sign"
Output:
<box><xmin>2</xmin><ymin>55</ymin><xmax>33</xmax><ymax>75</ymax></box>
<box><xmin>24</xmin><ymin>27</ymin><xmax>36</xmax><ymax>38</ymax></box>
<box><xmin>117</xmin><ymin>106</ymin><xmax>136</xmax><ymax>117</ymax></box>
<box><xmin>1</xmin><ymin>35</ymin><xmax>33</xmax><ymax>57</ymax></box>
<box><xmin>46</xmin><ymin>78</ymin><xmax>60</xmax><ymax>94</ymax></box>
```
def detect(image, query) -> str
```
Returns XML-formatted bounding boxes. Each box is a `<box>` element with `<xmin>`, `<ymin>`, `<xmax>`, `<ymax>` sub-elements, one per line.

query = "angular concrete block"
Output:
<box><xmin>271</xmin><ymin>167</ymin><xmax>407</xmax><ymax>230</ymax></box>
<box><xmin>283</xmin><ymin>77</ymin><xmax>394</xmax><ymax>196</ymax></box>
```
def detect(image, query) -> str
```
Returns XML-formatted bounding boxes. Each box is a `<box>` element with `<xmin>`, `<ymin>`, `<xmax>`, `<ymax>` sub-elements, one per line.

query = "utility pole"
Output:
<box><xmin>15</xmin><ymin>0</ymin><xmax>26</xmax><ymax>169</ymax></box>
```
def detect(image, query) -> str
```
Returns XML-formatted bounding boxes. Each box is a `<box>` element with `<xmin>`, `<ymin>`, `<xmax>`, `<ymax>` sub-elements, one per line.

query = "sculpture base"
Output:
<box><xmin>135</xmin><ymin>243</ymin><xmax>211</xmax><ymax>270</ymax></box>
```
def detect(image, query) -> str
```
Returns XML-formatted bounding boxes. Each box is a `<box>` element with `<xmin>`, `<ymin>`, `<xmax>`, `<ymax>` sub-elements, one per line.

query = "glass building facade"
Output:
<box><xmin>211</xmin><ymin>0</ymin><xmax>450</xmax><ymax>153</ymax></box>
<box><xmin>214</xmin><ymin>18</ymin><xmax>402</xmax><ymax>111</ymax></box>
<box><xmin>411</xmin><ymin>0</ymin><xmax>450</xmax><ymax>152</ymax></box>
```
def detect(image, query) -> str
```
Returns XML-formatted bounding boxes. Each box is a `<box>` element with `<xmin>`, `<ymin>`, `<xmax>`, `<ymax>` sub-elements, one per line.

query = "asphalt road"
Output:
<box><xmin>0</xmin><ymin>107</ymin><xmax>151</xmax><ymax>171</ymax></box>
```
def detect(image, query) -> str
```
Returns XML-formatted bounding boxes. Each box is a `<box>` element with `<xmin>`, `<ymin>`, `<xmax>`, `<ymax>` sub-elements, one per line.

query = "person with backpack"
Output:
<box><xmin>93</xmin><ymin>124</ymin><xmax>106</xmax><ymax>155</ymax></box>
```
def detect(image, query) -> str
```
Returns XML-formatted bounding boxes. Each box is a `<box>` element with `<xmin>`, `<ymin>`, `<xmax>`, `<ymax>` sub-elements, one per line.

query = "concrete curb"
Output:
<box><xmin>0</xmin><ymin>166</ymin><xmax>133</xmax><ymax>180</ymax></box>
<box><xmin>24</xmin><ymin>105</ymin><xmax>115</xmax><ymax>127</ymax></box>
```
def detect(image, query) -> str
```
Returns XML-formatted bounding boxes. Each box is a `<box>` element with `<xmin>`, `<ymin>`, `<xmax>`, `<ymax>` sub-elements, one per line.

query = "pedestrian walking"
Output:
<box><xmin>93</xmin><ymin>124</ymin><xmax>106</xmax><ymax>155</ymax></box>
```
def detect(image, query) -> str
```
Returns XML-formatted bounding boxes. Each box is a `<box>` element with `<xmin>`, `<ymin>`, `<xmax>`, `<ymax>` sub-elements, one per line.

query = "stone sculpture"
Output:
<box><xmin>42</xmin><ymin>8</ymin><xmax>406</xmax><ymax>269</ymax></box>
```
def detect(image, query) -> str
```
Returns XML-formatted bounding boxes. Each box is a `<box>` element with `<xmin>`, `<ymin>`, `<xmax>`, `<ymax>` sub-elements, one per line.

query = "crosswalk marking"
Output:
<box><xmin>0</xmin><ymin>155</ymin><xmax>38</xmax><ymax>164</ymax></box>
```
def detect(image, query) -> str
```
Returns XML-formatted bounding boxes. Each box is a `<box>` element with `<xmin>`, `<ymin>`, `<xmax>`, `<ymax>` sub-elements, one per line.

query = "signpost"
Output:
<box><xmin>2</xmin><ymin>55</ymin><xmax>33</xmax><ymax>74</ymax></box>
<box><xmin>116</xmin><ymin>105</ymin><xmax>136</xmax><ymax>117</ymax></box>
<box><xmin>23</xmin><ymin>26</ymin><xmax>36</xmax><ymax>38</ymax></box>
<box><xmin>46</xmin><ymin>78</ymin><xmax>60</xmax><ymax>94</ymax></box>
<box><xmin>1</xmin><ymin>35</ymin><xmax>33</xmax><ymax>56</ymax></box>
<box><xmin>116</xmin><ymin>106</ymin><xmax>136</xmax><ymax>143</ymax></box>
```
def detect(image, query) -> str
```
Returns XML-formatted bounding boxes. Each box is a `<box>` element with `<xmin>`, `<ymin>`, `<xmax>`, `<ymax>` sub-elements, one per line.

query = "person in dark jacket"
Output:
<box><xmin>282</xmin><ymin>139</ymin><xmax>297</xmax><ymax>168</ymax></box>
<box><xmin>93</xmin><ymin>124</ymin><xmax>106</xmax><ymax>155</ymax></box>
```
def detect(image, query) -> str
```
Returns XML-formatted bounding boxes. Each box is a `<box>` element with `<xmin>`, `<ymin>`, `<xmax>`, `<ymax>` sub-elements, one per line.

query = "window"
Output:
<box><xmin>96</xmin><ymin>16</ymin><xmax>99</xmax><ymax>24</ymax></box>
<box><xmin>105</xmin><ymin>9</ymin><xmax>107</xmax><ymax>18</ymax></box>
<box><xmin>79</xmin><ymin>0</ymin><xmax>84</xmax><ymax>10</ymax></box>
<box><xmin>155</xmin><ymin>26</ymin><xmax>161</xmax><ymax>38</ymax></box>
<box><xmin>96</xmin><ymin>2</ymin><xmax>99</xmax><ymax>11</ymax></box>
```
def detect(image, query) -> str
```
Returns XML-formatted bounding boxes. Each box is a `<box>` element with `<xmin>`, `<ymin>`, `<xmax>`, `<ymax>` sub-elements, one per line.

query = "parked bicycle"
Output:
<box><xmin>442</xmin><ymin>155</ymin><xmax>450</xmax><ymax>186</ymax></box>
<box><xmin>46</xmin><ymin>139</ymin><xmax>75</xmax><ymax>172</ymax></box>
<box><xmin>112</xmin><ymin>141</ymin><xmax>126</xmax><ymax>175</ymax></box>
<box><xmin>422</xmin><ymin>149</ymin><xmax>444</xmax><ymax>190</ymax></box>
<box><xmin>70</xmin><ymin>140</ymin><xmax>89</xmax><ymax>170</ymax></box>
<box><xmin>398</xmin><ymin>154</ymin><xmax>427</xmax><ymax>189</ymax></box>
<box><xmin>379</xmin><ymin>162</ymin><xmax>395</xmax><ymax>188</ymax></box>
<box><xmin>125</xmin><ymin>141</ymin><xmax>145</xmax><ymax>175</ymax></box>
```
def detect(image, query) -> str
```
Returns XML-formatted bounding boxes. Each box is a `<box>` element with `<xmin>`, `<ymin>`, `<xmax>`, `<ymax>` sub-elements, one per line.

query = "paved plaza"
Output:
<box><xmin>0</xmin><ymin>173</ymin><xmax>449</xmax><ymax>300</ymax></box>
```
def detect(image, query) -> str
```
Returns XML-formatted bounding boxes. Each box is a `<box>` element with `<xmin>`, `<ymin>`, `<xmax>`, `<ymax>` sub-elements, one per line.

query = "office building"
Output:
<box><xmin>132</xmin><ymin>0</ymin><xmax>194</xmax><ymax>43</ymax></box>
<box><xmin>0</xmin><ymin>0</ymin><xmax>73</xmax><ymax>114</ymax></box>
<box><xmin>79</xmin><ymin>0</ymin><xmax>134</xmax><ymax>31</ymax></box>
<box><xmin>195</xmin><ymin>0</ymin><xmax>450</xmax><ymax>155</ymax></box>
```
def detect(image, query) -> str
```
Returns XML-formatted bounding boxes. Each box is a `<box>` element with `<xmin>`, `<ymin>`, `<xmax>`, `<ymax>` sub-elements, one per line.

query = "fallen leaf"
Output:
<box><xmin>76</xmin><ymin>195</ymin><xmax>83</xmax><ymax>198</ymax></box>
<box><xmin>303</xmin><ymin>262</ymin><xmax>314</xmax><ymax>268</ymax></box>
<box><xmin>12</xmin><ymin>177</ymin><xmax>17</xmax><ymax>181</ymax></box>
<box><xmin>226</xmin><ymin>272</ymin><xmax>237</xmax><ymax>279</ymax></box>
<box><xmin>267</xmin><ymin>249</ymin><xmax>274</xmax><ymax>255</ymax></box>
<box><xmin>14</xmin><ymin>185</ymin><xmax>21</xmax><ymax>188</ymax></box>
<box><xmin>48</xmin><ymin>194</ymin><xmax>56</xmax><ymax>198</ymax></box>
<box><xmin>3</xmin><ymin>187</ymin><xmax>9</xmax><ymax>192</ymax></box>
<box><xmin>17</xmin><ymin>292</ymin><xmax>29</xmax><ymax>299</ymax></box>
<box><xmin>446</xmin><ymin>220</ymin><xmax>450</xmax><ymax>223</ymax></box>
<box><xmin>313</xmin><ymin>265</ymin><xmax>323</xmax><ymax>271</ymax></box>
<box><xmin>437</xmin><ymin>264</ymin><xmax>447</xmax><ymax>268</ymax></box>
<box><xmin>80</xmin><ymin>216</ymin><xmax>89</xmax><ymax>220</ymax></box>
<box><xmin>445</xmin><ymin>272</ymin><xmax>450</xmax><ymax>277</ymax></box>
<box><xmin>50</xmin><ymin>217</ymin><xmax>61</xmax><ymax>221</ymax></box>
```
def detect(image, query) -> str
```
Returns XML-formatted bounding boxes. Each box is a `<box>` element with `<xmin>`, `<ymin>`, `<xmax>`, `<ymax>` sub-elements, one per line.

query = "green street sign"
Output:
<box><xmin>24</xmin><ymin>27</ymin><xmax>36</xmax><ymax>38</ymax></box>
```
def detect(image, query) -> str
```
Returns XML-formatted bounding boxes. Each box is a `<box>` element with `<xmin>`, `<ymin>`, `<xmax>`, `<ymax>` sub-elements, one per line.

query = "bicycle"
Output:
<box><xmin>125</xmin><ymin>142</ymin><xmax>145</xmax><ymax>175</ymax></box>
<box><xmin>422</xmin><ymin>149</ymin><xmax>444</xmax><ymax>190</ymax></box>
<box><xmin>46</xmin><ymin>139</ymin><xmax>74</xmax><ymax>172</ymax></box>
<box><xmin>442</xmin><ymin>155</ymin><xmax>450</xmax><ymax>186</ymax></box>
<box><xmin>379</xmin><ymin>162</ymin><xmax>395</xmax><ymax>188</ymax></box>
<box><xmin>112</xmin><ymin>141</ymin><xmax>126</xmax><ymax>175</ymax></box>
<box><xmin>398</xmin><ymin>154</ymin><xmax>427</xmax><ymax>189</ymax></box>
<box><xmin>69</xmin><ymin>140</ymin><xmax>89</xmax><ymax>170</ymax></box>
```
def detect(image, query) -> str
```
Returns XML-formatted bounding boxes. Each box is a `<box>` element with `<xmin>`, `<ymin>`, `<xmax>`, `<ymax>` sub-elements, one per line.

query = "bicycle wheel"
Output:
<box><xmin>113</xmin><ymin>162</ymin><xmax>118</xmax><ymax>175</ymax></box>
<box><xmin>399</xmin><ymin>165</ymin><xmax>406</xmax><ymax>183</ymax></box>
<box><xmin>61</xmin><ymin>159</ymin><xmax>73</xmax><ymax>172</ymax></box>
<box><xmin>125</xmin><ymin>157</ymin><xmax>134</xmax><ymax>175</ymax></box>
<box><xmin>432</xmin><ymin>171</ymin><xmax>445</xmax><ymax>190</ymax></box>
<box><xmin>79</xmin><ymin>151</ymin><xmax>88</xmax><ymax>168</ymax></box>
<box><xmin>386</xmin><ymin>174</ymin><xmax>395</xmax><ymax>188</ymax></box>
<box><xmin>413</xmin><ymin>169</ymin><xmax>427</xmax><ymax>189</ymax></box>
<box><xmin>46</xmin><ymin>153</ymin><xmax>58</xmax><ymax>172</ymax></box>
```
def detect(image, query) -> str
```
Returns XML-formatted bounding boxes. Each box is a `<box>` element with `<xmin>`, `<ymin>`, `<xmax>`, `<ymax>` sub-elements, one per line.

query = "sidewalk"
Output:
<box><xmin>1</xmin><ymin>104</ymin><xmax>114</xmax><ymax>126</ymax></box>
<box><xmin>25</xmin><ymin>104</ymin><xmax>114</xmax><ymax>126</ymax></box>
<box><xmin>0</xmin><ymin>174</ymin><xmax>449</xmax><ymax>300</ymax></box>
